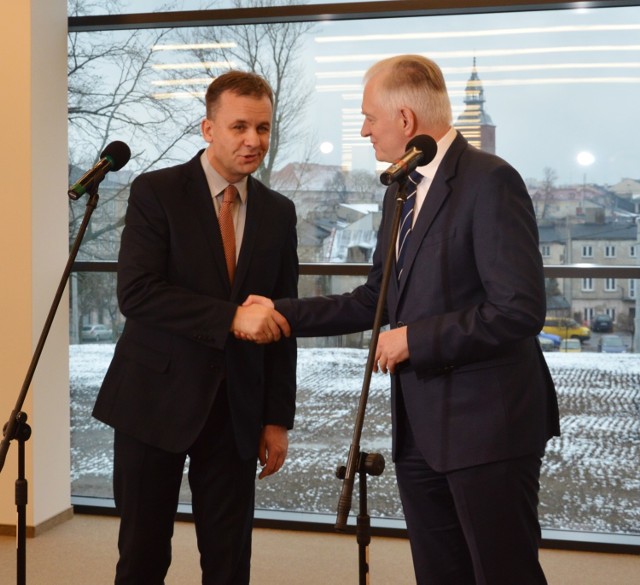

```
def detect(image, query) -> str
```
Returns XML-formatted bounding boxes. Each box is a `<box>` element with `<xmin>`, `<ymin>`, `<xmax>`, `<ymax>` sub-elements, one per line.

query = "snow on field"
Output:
<box><xmin>69</xmin><ymin>345</ymin><xmax>639</xmax><ymax>534</ymax></box>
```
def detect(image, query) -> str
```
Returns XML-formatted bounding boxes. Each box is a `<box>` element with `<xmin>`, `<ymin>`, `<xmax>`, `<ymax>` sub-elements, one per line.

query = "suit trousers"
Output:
<box><xmin>395</xmin><ymin>406</ymin><xmax>548</xmax><ymax>585</ymax></box>
<box><xmin>112</xmin><ymin>386</ymin><xmax>257</xmax><ymax>585</ymax></box>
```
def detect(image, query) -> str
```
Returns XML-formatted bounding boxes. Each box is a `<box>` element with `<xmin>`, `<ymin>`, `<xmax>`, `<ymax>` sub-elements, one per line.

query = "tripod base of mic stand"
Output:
<box><xmin>336</xmin><ymin>451</ymin><xmax>385</xmax><ymax>584</ymax></box>
<box><xmin>2</xmin><ymin>411</ymin><xmax>32</xmax><ymax>585</ymax></box>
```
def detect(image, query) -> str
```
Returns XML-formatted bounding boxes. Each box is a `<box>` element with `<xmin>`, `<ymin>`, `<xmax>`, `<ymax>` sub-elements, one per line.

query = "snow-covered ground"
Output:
<box><xmin>70</xmin><ymin>345</ymin><xmax>640</xmax><ymax>535</ymax></box>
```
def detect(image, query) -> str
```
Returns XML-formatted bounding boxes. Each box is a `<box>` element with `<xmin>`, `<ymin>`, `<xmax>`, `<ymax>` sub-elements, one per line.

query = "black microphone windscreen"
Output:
<box><xmin>101</xmin><ymin>141</ymin><xmax>131</xmax><ymax>171</ymax></box>
<box><xmin>405</xmin><ymin>135</ymin><xmax>438</xmax><ymax>166</ymax></box>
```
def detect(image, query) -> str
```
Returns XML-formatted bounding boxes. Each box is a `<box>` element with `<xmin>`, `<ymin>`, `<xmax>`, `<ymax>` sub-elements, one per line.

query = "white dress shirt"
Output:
<box><xmin>411</xmin><ymin>126</ymin><xmax>457</xmax><ymax>224</ymax></box>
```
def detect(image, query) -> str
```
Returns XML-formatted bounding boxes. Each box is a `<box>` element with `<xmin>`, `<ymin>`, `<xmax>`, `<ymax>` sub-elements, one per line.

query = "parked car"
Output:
<box><xmin>538</xmin><ymin>331</ymin><xmax>561</xmax><ymax>350</ymax></box>
<box><xmin>597</xmin><ymin>334</ymin><xmax>627</xmax><ymax>353</ymax></box>
<box><xmin>81</xmin><ymin>324</ymin><xmax>113</xmax><ymax>342</ymax></box>
<box><xmin>591</xmin><ymin>314</ymin><xmax>613</xmax><ymax>333</ymax></box>
<box><xmin>537</xmin><ymin>335</ymin><xmax>555</xmax><ymax>352</ymax></box>
<box><xmin>542</xmin><ymin>317</ymin><xmax>591</xmax><ymax>342</ymax></box>
<box><xmin>559</xmin><ymin>338</ymin><xmax>582</xmax><ymax>352</ymax></box>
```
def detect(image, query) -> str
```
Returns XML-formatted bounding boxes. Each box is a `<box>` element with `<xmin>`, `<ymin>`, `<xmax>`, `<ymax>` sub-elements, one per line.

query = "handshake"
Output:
<box><xmin>230</xmin><ymin>295</ymin><xmax>290</xmax><ymax>344</ymax></box>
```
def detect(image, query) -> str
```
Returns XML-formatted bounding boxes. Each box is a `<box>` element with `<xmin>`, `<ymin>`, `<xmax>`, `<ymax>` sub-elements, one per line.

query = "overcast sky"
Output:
<box><xmin>302</xmin><ymin>6</ymin><xmax>640</xmax><ymax>187</ymax></box>
<box><xmin>77</xmin><ymin>3</ymin><xmax>640</xmax><ymax>187</ymax></box>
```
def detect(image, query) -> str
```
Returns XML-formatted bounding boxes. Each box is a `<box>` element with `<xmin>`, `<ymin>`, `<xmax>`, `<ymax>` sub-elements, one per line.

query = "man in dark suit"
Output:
<box><xmin>244</xmin><ymin>55</ymin><xmax>559</xmax><ymax>584</ymax></box>
<box><xmin>93</xmin><ymin>71</ymin><xmax>298</xmax><ymax>585</ymax></box>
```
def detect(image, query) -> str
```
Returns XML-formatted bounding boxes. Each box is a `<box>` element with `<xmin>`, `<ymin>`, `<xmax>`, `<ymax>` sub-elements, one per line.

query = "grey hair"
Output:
<box><xmin>364</xmin><ymin>55</ymin><xmax>452</xmax><ymax>127</ymax></box>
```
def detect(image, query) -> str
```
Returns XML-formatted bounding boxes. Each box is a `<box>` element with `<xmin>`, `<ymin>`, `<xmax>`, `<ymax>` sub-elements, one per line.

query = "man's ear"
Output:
<box><xmin>201</xmin><ymin>118</ymin><xmax>213</xmax><ymax>143</ymax></box>
<box><xmin>399</xmin><ymin>107</ymin><xmax>418</xmax><ymax>137</ymax></box>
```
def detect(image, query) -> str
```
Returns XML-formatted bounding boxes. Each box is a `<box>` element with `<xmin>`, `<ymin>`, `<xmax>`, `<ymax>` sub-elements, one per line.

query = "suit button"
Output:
<box><xmin>397</xmin><ymin>321</ymin><xmax>405</xmax><ymax>327</ymax></box>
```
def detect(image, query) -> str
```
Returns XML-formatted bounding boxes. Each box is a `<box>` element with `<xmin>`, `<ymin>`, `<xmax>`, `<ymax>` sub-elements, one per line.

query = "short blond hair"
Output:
<box><xmin>364</xmin><ymin>55</ymin><xmax>452</xmax><ymax>127</ymax></box>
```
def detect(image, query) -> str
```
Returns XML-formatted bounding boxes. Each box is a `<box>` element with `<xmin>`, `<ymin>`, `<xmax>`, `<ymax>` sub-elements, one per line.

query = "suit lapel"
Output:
<box><xmin>183</xmin><ymin>152</ymin><xmax>231</xmax><ymax>291</ymax></box>
<box><xmin>397</xmin><ymin>132</ymin><xmax>467</xmax><ymax>295</ymax></box>
<box><xmin>383</xmin><ymin>182</ymin><xmax>402</xmax><ymax>313</ymax></box>
<box><xmin>233</xmin><ymin>176</ymin><xmax>265</xmax><ymax>295</ymax></box>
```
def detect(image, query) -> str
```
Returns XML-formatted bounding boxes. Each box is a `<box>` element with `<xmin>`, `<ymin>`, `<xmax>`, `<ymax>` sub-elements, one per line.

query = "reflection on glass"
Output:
<box><xmin>69</xmin><ymin>6</ymin><xmax>640</xmax><ymax>265</ymax></box>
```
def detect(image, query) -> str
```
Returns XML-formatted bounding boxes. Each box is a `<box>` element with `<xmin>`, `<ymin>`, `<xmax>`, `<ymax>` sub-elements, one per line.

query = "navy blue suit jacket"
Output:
<box><xmin>277</xmin><ymin>132</ymin><xmax>559</xmax><ymax>472</ymax></box>
<box><xmin>94</xmin><ymin>151</ymin><xmax>298</xmax><ymax>459</ymax></box>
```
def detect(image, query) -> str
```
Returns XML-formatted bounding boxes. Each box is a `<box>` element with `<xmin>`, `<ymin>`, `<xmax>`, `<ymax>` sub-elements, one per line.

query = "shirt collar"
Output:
<box><xmin>415</xmin><ymin>126</ymin><xmax>457</xmax><ymax>180</ymax></box>
<box><xmin>200</xmin><ymin>150</ymin><xmax>249</xmax><ymax>204</ymax></box>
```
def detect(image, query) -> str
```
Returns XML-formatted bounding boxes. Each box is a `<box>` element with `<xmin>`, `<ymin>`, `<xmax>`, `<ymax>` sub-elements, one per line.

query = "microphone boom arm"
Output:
<box><xmin>0</xmin><ymin>189</ymin><xmax>101</xmax><ymax>474</ymax></box>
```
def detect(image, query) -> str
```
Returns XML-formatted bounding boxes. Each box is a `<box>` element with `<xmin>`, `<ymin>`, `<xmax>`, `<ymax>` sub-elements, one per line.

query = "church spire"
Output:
<box><xmin>454</xmin><ymin>58</ymin><xmax>496</xmax><ymax>154</ymax></box>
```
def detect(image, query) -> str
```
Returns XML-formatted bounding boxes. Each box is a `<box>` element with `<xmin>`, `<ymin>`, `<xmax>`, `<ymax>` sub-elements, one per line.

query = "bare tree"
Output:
<box><xmin>67</xmin><ymin>0</ymin><xmax>318</xmax><ymax>337</ymax></box>
<box><xmin>177</xmin><ymin>0</ymin><xmax>317</xmax><ymax>185</ymax></box>
<box><xmin>68</xmin><ymin>0</ymin><xmax>203</xmax><ymax>256</ymax></box>
<box><xmin>346</xmin><ymin>169</ymin><xmax>385</xmax><ymax>203</ymax></box>
<box><xmin>68</xmin><ymin>0</ymin><xmax>205</xmax><ymax>338</ymax></box>
<box><xmin>536</xmin><ymin>166</ymin><xmax>558</xmax><ymax>221</ymax></box>
<box><xmin>324</xmin><ymin>171</ymin><xmax>348</xmax><ymax>205</ymax></box>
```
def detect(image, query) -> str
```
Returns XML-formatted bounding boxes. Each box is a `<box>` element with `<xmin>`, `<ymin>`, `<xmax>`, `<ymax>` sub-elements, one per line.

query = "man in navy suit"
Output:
<box><xmin>244</xmin><ymin>55</ymin><xmax>559</xmax><ymax>584</ymax></box>
<box><xmin>93</xmin><ymin>71</ymin><xmax>298</xmax><ymax>584</ymax></box>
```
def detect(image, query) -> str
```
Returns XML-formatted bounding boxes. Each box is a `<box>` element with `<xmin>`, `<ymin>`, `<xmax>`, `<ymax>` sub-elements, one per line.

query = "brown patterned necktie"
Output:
<box><xmin>219</xmin><ymin>184</ymin><xmax>238</xmax><ymax>283</ymax></box>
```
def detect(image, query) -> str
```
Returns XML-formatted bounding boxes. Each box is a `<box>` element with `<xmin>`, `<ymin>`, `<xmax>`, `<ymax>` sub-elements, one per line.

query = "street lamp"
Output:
<box><xmin>571</xmin><ymin>151</ymin><xmax>595</xmax><ymax>325</ymax></box>
<box><xmin>576</xmin><ymin>151</ymin><xmax>595</xmax><ymax>211</ymax></box>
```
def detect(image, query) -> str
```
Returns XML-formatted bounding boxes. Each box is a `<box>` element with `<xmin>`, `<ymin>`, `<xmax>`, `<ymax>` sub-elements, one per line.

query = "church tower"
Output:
<box><xmin>454</xmin><ymin>58</ymin><xmax>496</xmax><ymax>154</ymax></box>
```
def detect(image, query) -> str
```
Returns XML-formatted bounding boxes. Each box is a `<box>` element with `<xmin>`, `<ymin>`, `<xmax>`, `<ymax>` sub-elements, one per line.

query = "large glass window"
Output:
<box><xmin>68</xmin><ymin>1</ymin><xmax>640</xmax><ymax>548</ymax></box>
<box><xmin>70</xmin><ymin>273</ymin><xmax>640</xmax><ymax>537</ymax></box>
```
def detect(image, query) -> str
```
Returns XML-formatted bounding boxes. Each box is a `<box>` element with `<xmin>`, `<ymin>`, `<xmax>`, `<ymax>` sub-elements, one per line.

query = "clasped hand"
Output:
<box><xmin>230</xmin><ymin>295</ymin><xmax>290</xmax><ymax>343</ymax></box>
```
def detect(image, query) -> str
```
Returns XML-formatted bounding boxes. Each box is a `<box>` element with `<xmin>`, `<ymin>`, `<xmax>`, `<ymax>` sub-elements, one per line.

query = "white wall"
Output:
<box><xmin>0</xmin><ymin>0</ymin><xmax>71</xmax><ymax>533</ymax></box>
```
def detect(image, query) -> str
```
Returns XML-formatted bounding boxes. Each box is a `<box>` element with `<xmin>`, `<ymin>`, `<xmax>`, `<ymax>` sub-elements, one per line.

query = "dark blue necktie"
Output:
<box><xmin>396</xmin><ymin>170</ymin><xmax>423</xmax><ymax>280</ymax></box>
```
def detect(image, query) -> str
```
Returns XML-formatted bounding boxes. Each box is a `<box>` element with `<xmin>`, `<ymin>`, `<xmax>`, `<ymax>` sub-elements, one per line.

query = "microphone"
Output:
<box><xmin>379</xmin><ymin>134</ymin><xmax>437</xmax><ymax>186</ymax></box>
<box><xmin>68</xmin><ymin>140</ymin><xmax>131</xmax><ymax>200</ymax></box>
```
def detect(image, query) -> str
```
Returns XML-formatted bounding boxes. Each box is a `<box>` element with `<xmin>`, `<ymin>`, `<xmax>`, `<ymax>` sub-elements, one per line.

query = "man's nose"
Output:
<box><xmin>244</xmin><ymin>128</ymin><xmax>261</xmax><ymax>146</ymax></box>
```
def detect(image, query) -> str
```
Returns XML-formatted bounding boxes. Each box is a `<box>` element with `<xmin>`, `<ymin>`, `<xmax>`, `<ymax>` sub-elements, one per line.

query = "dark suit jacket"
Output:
<box><xmin>93</xmin><ymin>151</ymin><xmax>298</xmax><ymax>459</ymax></box>
<box><xmin>277</xmin><ymin>132</ymin><xmax>559</xmax><ymax>472</ymax></box>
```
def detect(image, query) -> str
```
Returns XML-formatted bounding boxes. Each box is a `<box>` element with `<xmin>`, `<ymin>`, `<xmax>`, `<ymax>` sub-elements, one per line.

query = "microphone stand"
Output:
<box><xmin>0</xmin><ymin>183</ymin><xmax>102</xmax><ymax>585</ymax></box>
<box><xmin>335</xmin><ymin>177</ymin><xmax>408</xmax><ymax>584</ymax></box>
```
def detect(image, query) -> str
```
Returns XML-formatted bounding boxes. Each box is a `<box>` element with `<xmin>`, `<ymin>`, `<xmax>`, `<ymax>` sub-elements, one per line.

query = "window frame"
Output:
<box><xmin>68</xmin><ymin>0</ymin><xmax>640</xmax><ymax>555</ymax></box>
<box><xmin>68</xmin><ymin>1</ymin><xmax>640</xmax><ymax>32</ymax></box>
